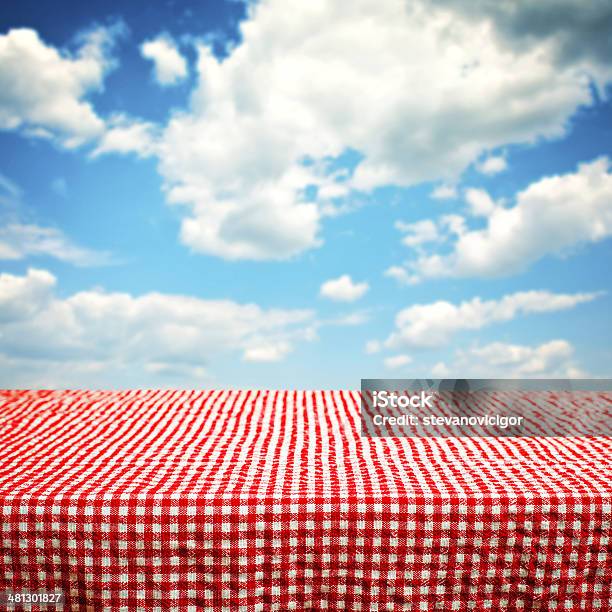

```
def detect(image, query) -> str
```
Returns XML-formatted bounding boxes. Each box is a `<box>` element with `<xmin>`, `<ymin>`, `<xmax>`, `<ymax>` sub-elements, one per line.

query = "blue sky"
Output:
<box><xmin>0</xmin><ymin>0</ymin><xmax>611</xmax><ymax>388</ymax></box>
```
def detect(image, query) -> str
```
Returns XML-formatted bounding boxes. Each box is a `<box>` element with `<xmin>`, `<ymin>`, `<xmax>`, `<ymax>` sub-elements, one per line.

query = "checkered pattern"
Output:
<box><xmin>0</xmin><ymin>390</ymin><xmax>610</xmax><ymax>610</ymax></box>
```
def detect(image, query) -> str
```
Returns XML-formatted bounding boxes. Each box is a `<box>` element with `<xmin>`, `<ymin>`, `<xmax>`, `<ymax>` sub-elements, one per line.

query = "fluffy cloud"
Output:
<box><xmin>437</xmin><ymin>0</ymin><xmax>612</xmax><ymax>72</ymax></box>
<box><xmin>154</xmin><ymin>0</ymin><xmax>611</xmax><ymax>260</ymax></box>
<box><xmin>390</xmin><ymin>158</ymin><xmax>612</xmax><ymax>283</ymax></box>
<box><xmin>320</xmin><ymin>275</ymin><xmax>369</xmax><ymax>302</ymax></box>
<box><xmin>365</xmin><ymin>340</ymin><xmax>382</xmax><ymax>354</ymax></box>
<box><xmin>464</xmin><ymin>188</ymin><xmax>497</xmax><ymax>217</ymax></box>
<box><xmin>91</xmin><ymin>114</ymin><xmax>159</xmax><ymax>158</ymax></box>
<box><xmin>381</xmin><ymin>290</ymin><xmax>599</xmax><ymax>350</ymax></box>
<box><xmin>395</xmin><ymin>220</ymin><xmax>440</xmax><ymax>248</ymax></box>
<box><xmin>476</xmin><ymin>155</ymin><xmax>507</xmax><ymax>176</ymax></box>
<box><xmin>0</xmin><ymin>268</ymin><xmax>315</xmax><ymax>387</ymax></box>
<box><xmin>383</xmin><ymin>266</ymin><xmax>412</xmax><ymax>285</ymax></box>
<box><xmin>140</xmin><ymin>34</ymin><xmax>188</xmax><ymax>86</ymax></box>
<box><xmin>433</xmin><ymin>339</ymin><xmax>585</xmax><ymax>378</ymax></box>
<box><xmin>243</xmin><ymin>341</ymin><xmax>291</xmax><ymax>363</ymax></box>
<box><xmin>0</xmin><ymin>24</ymin><xmax>124</xmax><ymax>148</ymax></box>
<box><xmin>3</xmin><ymin>3</ymin><xmax>611</xmax><ymax>260</ymax></box>
<box><xmin>386</xmin><ymin>214</ymin><xmax>464</xmax><ymax>283</ymax></box>
<box><xmin>0</xmin><ymin>268</ymin><xmax>55</xmax><ymax>323</ymax></box>
<box><xmin>430</xmin><ymin>184</ymin><xmax>458</xmax><ymax>200</ymax></box>
<box><xmin>384</xmin><ymin>354</ymin><xmax>412</xmax><ymax>370</ymax></box>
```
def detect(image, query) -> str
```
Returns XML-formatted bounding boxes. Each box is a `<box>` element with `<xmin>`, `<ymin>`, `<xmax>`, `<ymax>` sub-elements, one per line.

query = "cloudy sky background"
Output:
<box><xmin>0</xmin><ymin>0</ymin><xmax>611</xmax><ymax>388</ymax></box>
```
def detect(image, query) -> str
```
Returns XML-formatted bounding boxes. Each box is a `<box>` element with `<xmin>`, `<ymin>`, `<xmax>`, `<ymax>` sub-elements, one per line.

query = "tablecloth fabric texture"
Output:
<box><xmin>0</xmin><ymin>389</ymin><xmax>610</xmax><ymax>610</ymax></box>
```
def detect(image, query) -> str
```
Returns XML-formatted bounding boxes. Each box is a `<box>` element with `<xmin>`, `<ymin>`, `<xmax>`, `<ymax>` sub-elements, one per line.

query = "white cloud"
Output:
<box><xmin>153</xmin><ymin>0</ymin><xmax>611</xmax><ymax>260</ymax></box>
<box><xmin>464</xmin><ymin>188</ymin><xmax>497</xmax><ymax>217</ymax></box>
<box><xmin>431</xmin><ymin>361</ymin><xmax>451</xmax><ymax>378</ymax></box>
<box><xmin>381</xmin><ymin>290</ymin><xmax>600</xmax><ymax>350</ymax></box>
<box><xmin>0</xmin><ymin>24</ymin><xmax>124</xmax><ymax>148</ymax></box>
<box><xmin>91</xmin><ymin>114</ymin><xmax>159</xmax><ymax>158</ymax></box>
<box><xmin>365</xmin><ymin>340</ymin><xmax>382</xmax><ymax>354</ymax></box>
<box><xmin>0</xmin><ymin>268</ymin><xmax>316</xmax><ymax>387</ymax></box>
<box><xmin>320</xmin><ymin>274</ymin><xmax>369</xmax><ymax>302</ymax></box>
<box><xmin>395</xmin><ymin>219</ymin><xmax>439</xmax><ymax>247</ymax></box>
<box><xmin>392</xmin><ymin>157</ymin><xmax>612</xmax><ymax>282</ymax></box>
<box><xmin>387</xmin><ymin>214</ymin><xmax>466</xmax><ymax>283</ymax></box>
<box><xmin>243</xmin><ymin>341</ymin><xmax>291</xmax><ymax>363</ymax></box>
<box><xmin>0</xmin><ymin>223</ymin><xmax>112</xmax><ymax>266</ymax></box>
<box><xmin>384</xmin><ymin>266</ymin><xmax>413</xmax><ymax>285</ymax></box>
<box><xmin>433</xmin><ymin>339</ymin><xmax>586</xmax><ymax>378</ymax></box>
<box><xmin>476</xmin><ymin>155</ymin><xmax>507</xmax><ymax>176</ymax></box>
<box><xmin>2</xmin><ymin>3</ymin><xmax>610</xmax><ymax>265</ymax></box>
<box><xmin>0</xmin><ymin>25</ymin><xmax>162</xmax><ymax>158</ymax></box>
<box><xmin>431</xmin><ymin>184</ymin><xmax>458</xmax><ymax>200</ymax></box>
<box><xmin>141</xmin><ymin>35</ymin><xmax>188</xmax><ymax>86</ymax></box>
<box><xmin>384</xmin><ymin>354</ymin><xmax>412</xmax><ymax>369</ymax></box>
<box><xmin>0</xmin><ymin>268</ymin><xmax>55</xmax><ymax>323</ymax></box>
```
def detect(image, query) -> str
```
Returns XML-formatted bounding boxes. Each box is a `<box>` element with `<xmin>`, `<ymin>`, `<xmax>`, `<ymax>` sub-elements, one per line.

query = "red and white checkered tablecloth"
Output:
<box><xmin>0</xmin><ymin>390</ymin><xmax>610</xmax><ymax>610</ymax></box>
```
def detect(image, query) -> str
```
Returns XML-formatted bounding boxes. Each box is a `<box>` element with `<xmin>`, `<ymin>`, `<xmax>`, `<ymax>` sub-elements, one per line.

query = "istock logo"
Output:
<box><xmin>372</xmin><ymin>390</ymin><xmax>435</xmax><ymax>409</ymax></box>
